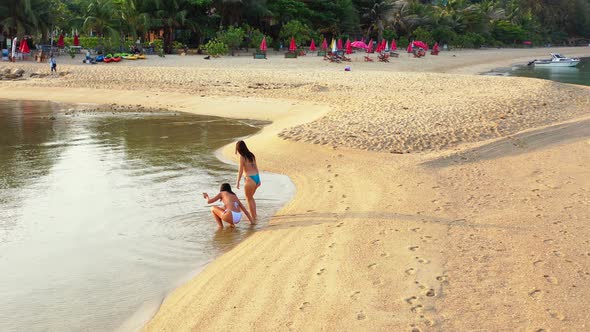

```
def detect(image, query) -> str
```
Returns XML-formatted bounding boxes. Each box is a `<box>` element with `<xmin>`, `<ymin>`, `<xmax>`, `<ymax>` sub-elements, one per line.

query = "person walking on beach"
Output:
<box><xmin>50</xmin><ymin>55</ymin><xmax>57</xmax><ymax>74</ymax></box>
<box><xmin>235</xmin><ymin>140</ymin><xmax>261</xmax><ymax>220</ymax></box>
<box><xmin>203</xmin><ymin>183</ymin><xmax>253</xmax><ymax>228</ymax></box>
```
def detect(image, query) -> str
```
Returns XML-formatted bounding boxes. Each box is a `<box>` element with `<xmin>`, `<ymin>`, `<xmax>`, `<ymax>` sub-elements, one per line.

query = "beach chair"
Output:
<box><xmin>431</xmin><ymin>50</ymin><xmax>439</xmax><ymax>55</ymax></box>
<box><xmin>341</xmin><ymin>55</ymin><xmax>352</xmax><ymax>62</ymax></box>
<box><xmin>364</xmin><ymin>55</ymin><xmax>374</xmax><ymax>62</ymax></box>
<box><xmin>378</xmin><ymin>53</ymin><xmax>390</xmax><ymax>62</ymax></box>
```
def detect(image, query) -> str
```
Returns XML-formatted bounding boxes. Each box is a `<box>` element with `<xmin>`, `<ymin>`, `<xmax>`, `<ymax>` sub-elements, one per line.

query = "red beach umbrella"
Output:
<box><xmin>289</xmin><ymin>37</ymin><xmax>296</xmax><ymax>51</ymax></box>
<box><xmin>351</xmin><ymin>40</ymin><xmax>368</xmax><ymax>49</ymax></box>
<box><xmin>407</xmin><ymin>41</ymin><xmax>413</xmax><ymax>53</ymax></box>
<box><xmin>74</xmin><ymin>34</ymin><xmax>80</xmax><ymax>46</ymax></box>
<box><xmin>413</xmin><ymin>40</ymin><xmax>428</xmax><ymax>50</ymax></box>
<box><xmin>321</xmin><ymin>38</ymin><xmax>328</xmax><ymax>50</ymax></box>
<box><xmin>310</xmin><ymin>39</ymin><xmax>317</xmax><ymax>51</ymax></box>
<box><xmin>337</xmin><ymin>39</ymin><xmax>343</xmax><ymax>50</ymax></box>
<box><xmin>381</xmin><ymin>39</ymin><xmax>387</xmax><ymax>51</ymax></box>
<box><xmin>19</xmin><ymin>39</ymin><xmax>30</xmax><ymax>53</ymax></box>
<box><xmin>345</xmin><ymin>39</ymin><xmax>352</xmax><ymax>54</ymax></box>
<box><xmin>433</xmin><ymin>42</ymin><xmax>439</xmax><ymax>52</ymax></box>
<box><xmin>391</xmin><ymin>39</ymin><xmax>397</xmax><ymax>51</ymax></box>
<box><xmin>260</xmin><ymin>36</ymin><xmax>267</xmax><ymax>51</ymax></box>
<box><xmin>376</xmin><ymin>41</ymin><xmax>381</xmax><ymax>53</ymax></box>
<box><xmin>367</xmin><ymin>39</ymin><xmax>373</xmax><ymax>53</ymax></box>
<box><xmin>57</xmin><ymin>34</ymin><xmax>65</xmax><ymax>48</ymax></box>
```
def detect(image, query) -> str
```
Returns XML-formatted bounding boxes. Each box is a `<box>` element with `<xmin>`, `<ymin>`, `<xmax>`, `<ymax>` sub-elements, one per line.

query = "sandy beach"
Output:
<box><xmin>1</xmin><ymin>47</ymin><xmax>590</xmax><ymax>331</ymax></box>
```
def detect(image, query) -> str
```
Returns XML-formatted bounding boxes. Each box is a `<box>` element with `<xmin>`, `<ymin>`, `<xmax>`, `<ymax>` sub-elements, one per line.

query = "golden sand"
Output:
<box><xmin>1</xmin><ymin>47</ymin><xmax>589</xmax><ymax>331</ymax></box>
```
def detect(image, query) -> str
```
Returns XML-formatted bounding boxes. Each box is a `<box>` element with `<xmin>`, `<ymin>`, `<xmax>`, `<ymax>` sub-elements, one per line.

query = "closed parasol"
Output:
<box><xmin>345</xmin><ymin>39</ymin><xmax>352</xmax><ymax>54</ymax></box>
<box><xmin>57</xmin><ymin>34</ymin><xmax>65</xmax><ymax>48</ymax></box>
<box><xmin>367</xmin><ymin>39</ymin><xmax>373</xmax><ymax>53</ymax></box>
<box><xmin>260</xmin><ymin>37</ymin><xmax>267</xmax><ymax>51</ymax></box>
<box><xmin>407</xmin><ymin>41</ymin><xmax>413</xmax><ymax>53</ymax></box>
<box><xmin>289</xmin><ymin>37</ymin><xmax>296</xmax><ymax>51</ymax></box>
<box><xmin>310</xmin><ymin>39</ymin><xmax>317</xmax><ymax>51</ymax></box>
<box><xmin>337</xmin><ymin>39</ymin><xmax>343</xmax><ymax>50</ymax></box>
<box><xmin>433</xmin><ymin>42</ymin><xmax>440</xmax><ymax>52</ymax></box>
<box><xmin>74</xmin><ymin>34</ymin><xmax>80</xmax><ymax>46</ymax></box>
<box><xmin>321</xmin><ymin>38</ymin><xmax>328</xmax><ymax>50</ymax></box>
<box><xmin>19</xmin><ymin>39</ymin><xmax>30</xmax><ymax>53</ymax></box>
<box><xmin>391</xmin><ymin>39</ymin><xmax>397</xmax><ymax>51</ymax></box>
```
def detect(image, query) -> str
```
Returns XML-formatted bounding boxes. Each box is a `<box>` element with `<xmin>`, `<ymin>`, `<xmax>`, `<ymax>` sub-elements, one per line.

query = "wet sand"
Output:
<box><xmin>1</xmin><ymin>47</ymin><xmax>589</xmax><ymax>331</ymax></box>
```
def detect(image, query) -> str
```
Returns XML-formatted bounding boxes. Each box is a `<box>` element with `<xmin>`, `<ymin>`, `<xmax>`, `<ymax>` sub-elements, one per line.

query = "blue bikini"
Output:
<box><xmin>248</xmin><ymin>174</ymin><xmax>261</xmax><ymax>186</ymax></box>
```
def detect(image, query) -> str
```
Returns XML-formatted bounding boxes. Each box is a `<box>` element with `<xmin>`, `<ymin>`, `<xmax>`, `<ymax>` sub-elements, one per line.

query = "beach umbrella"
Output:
<box><xmin>413</xmin><ymin>40</ymin><xmax>428</xmax><ymax>50</ymax></box>
<box><xmin>57</xmin><ymin>34</ymin><xmax>65</xmax><ymax>48</ymax></box>
<box><xmin>310</xmin><ymin>39</ymin><xmax>317</xmax><ymax>51</ymax></box>
<box><xmin>74</xmin><ymin>34</ymin><xmax>80</xmax><ymax>46</ymax></box>
<box><xmin>407</xmin><ymin>41</ymin><xmax>413</xmax><ymax>53</ymax></box>
<box><xmin>391</xmin><ymin>39</ymin><xmax>397</xmax><ymax>51</ymax></box>
<box><xmin>260</xmin><ymin>37</ymin><xmax>267</xmax><ymax>51</ymax></box>
<box><xmin>385</xmin><ymin>41</ymin><xmax>389</xmax><ymax>52</ymax></box>
<box><xmin>331</xmin><ymin>39</ymin><xmax>337</xmax><ymax>53</ymax></box>
<box><xmin>376</xmin><ymin>41</ymin><xmax>381</xmax><ymax>53</ymax></box>
<box><xmin>321</xmin><ymin>38</ymin><xmax>328</xmax><ymax>50</ymax></box>
<box><xmin>289</xmin><ymin>37</ymin><xmax>296</xmax><ymax>51</ymax></box>
<box><xmin>351</xmin><ymin>40</ymin><xmax>368</xmax><ymax>49</ymax></box>
<box><xmin>367</xmin><ymin>39</ymin><xmax>373</xmax><ymax>53</ymax></box>
<box><xmin>19</xmin><ymin>39</ymin><xmax>30</xmax><ymax>53</ymax></box>
<box><xmin>337</xmin><ymin>38</ymin><xmax>343</xmax><ymax>50</ymax></box>
<box><xmin>381</xmin><ymin>39</ymin><xmax>387</xmax><ymax>52</ymax></box>
<box><xmin>345</xmin><ymin>39</ymin><xmax>352</xmax><ymax>54</ymax></box>
<box><xmin>433</xmin><ymin>42</ymin><xmax>439</xmax><ymax>52</ymax></box>
<box><xmin>11</xmin><ymin>37</ymin><xmax>17</xmax><ymax>59</ymax></box>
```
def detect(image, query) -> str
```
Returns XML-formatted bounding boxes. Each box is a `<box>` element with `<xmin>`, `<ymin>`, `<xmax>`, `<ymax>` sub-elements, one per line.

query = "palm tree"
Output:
<box><xmin>0</xmin><ymin>0</ymin><xmax>52</xmax><ymax>37</ymax></box>
<box><xmin>390</xmin><ymin>0</ymin><xmax>420</xmax><ymax>38</ymax></box>
<box><xmin>82</xmin><ymin>0</ymin><xmax>120</xmax><ymax>39</ymax></box>
<box><xmin>360</xmin><ymin>0</ymin><xmax>395</xmax><ymax>40</ymax></box>
<box><xmin>151</xmin><ymin>0</ymin><xmax>197</xmax><ymax>53</ymax></box>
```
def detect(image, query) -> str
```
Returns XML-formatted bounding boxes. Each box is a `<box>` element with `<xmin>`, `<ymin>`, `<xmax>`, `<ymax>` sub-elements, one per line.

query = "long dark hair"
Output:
<box><xmin>236</xmin><ymin>140</ymin><xmax>255</xmax><ymax>163</ymax></box>
<box><xmin>220</xmin><ymin>183</ymin><xmax>236</xmax><ymax>196</ymax></box>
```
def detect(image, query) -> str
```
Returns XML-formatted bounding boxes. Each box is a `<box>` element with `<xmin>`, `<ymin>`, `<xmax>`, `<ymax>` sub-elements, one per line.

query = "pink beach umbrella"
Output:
<box><xmin>57</xmin><ymin>34</ymin><xmax>65</xmax><ymax>48</ymax></box>
<box><xmin>351</xmin><ymin>40</ymin><xmax>368</xmax><ymax>49</ymax></box>
<box><xmin>321</xmin><ymin>38</ymin><xmax>328</xmax><ymax>50</ymax></box>
<box><xmin>19</xmin><ymin>39</ymin><xmax>30</xmax><ymax>54</ymax></box>
<box><xmin>337</xmin><ymin>39</ymin><xmax>343</xmax><ymax>50</ymax></box>
<box><xmin>376</xmin><ymin>41</ymin><xmax>382</xmax><ymax>53</ymax></box>
<box><xmin>433</xmin><ymin>42</ymin><xmax>440</xmax><ymax>52</ymax></box>
<box><xmin>259</xmin><ymin>37</ymin><xmax>267</xmax><ymax>52</ymax></box>
<box><xmin>391</xmin><ymin>39</ymin><xmax>397</xmax><ymax>51</ymax></box>
<box><xmin>310</xmin><ymin>39</ymin><xmax>317</xmax><ymax>51</ymax></box>
<box><xmin>289</xmin><ymin>37</ymin><xmax>296</xmax><ymax>51</ymax></box>
<box><xmin>73</xmin><ymin>34</ymin><xmax>80</xmax><ymax>46</ymax></box>
<box><xmin>413</xmin><ymin>40</ymin><xmax>428</xmax><ymax>50</ymax></box>
<box><xmin>380</xmin><ymin>39</ymin><xmax>387</xmax><ymax>52</ymax></box>
<box><xmin>407</xmin><ymin>41</ymin><xmax>413</xmax><ymax>53</ymax></box>
<box><xmin>345</xmin><ymin>39</ymin><xmax>352</xmax><ymax>54</ymax></box>
<box><xmin>367</xmin><ymin>39</ymin><xmax>373</xmax><ymax>53</ymax></box>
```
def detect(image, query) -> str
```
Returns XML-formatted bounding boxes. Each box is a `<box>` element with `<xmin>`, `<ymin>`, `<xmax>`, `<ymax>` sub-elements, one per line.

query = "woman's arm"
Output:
<box><xmin>236</xmin><ymin>157</ymin><xmax>244</xmax><ymax>189</ymax></box>
<box><xmin>203</xmin><ymin>192</ymin><xmax>221</xmax><ymax>204</ymax></box>
<box><xmin>239</xmin><ymin>200</ymin><xmax>254</xmax><ymax>224</ymax></box>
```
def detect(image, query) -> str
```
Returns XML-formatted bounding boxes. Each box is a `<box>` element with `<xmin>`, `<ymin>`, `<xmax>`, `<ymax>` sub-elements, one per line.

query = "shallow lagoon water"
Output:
<box><xmin>0</xmin><ymin>100</ymin><xmax>294</xmax><ymax>331</ymax></box>
<box><xmin>488</xmin><ymin>57</ymin><xmax>590</xmax><ymax>86</ymax></box>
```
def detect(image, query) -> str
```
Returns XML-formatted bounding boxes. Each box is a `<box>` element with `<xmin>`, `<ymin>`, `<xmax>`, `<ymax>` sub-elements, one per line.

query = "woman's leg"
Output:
<box><xmin>211</xmin><ymin>206</ymin><xmax>225</xmax><ymax>228</ymax></box>
<box><xmin>244</xmin><ymin>178</ymin><xmax>259</xmax><ymax>220</ymax></box>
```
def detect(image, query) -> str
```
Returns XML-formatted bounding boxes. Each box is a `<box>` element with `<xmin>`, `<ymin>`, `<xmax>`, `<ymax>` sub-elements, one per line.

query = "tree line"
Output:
<box><xmin>1</xmin><ymin>0</ymin><xmax>589</xmax><ymax>53</ymax></box>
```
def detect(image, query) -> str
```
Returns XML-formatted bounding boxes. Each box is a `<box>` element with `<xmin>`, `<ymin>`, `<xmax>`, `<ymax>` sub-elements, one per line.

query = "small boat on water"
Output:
<box><xmin>530</xmin><ymin>53</ymin><xmax>580</xmax><ymax>67</ymax></box>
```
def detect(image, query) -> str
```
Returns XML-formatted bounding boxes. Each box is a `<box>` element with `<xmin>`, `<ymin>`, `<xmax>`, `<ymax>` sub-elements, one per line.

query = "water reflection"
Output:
<box><xmin>0</xmin><ymin>100</ymin><xmax>294</xmax><ymax>331</ymax></box>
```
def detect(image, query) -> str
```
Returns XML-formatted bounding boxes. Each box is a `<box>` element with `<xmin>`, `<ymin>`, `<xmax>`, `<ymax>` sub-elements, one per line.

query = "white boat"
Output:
<box><xmin>531</xmin><ymin>53</ymin><xmax>580</xmax><ymax>67</ymax></box>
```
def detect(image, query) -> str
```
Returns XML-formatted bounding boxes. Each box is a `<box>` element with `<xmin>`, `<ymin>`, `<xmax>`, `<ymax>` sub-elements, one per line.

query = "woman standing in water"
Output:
<box><xmin>203</xmin><ymin>183</ymin><xmax>253</xmax><ymax>228</ymax></box>
<box><xmin>235</xmin><ymin>140</ymin><xmax>261</xmax><ymax>220</ymax></box>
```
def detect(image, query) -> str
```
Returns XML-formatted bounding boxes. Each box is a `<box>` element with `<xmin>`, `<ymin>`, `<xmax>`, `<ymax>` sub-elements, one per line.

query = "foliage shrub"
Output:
<box><xmin>202</xmin><ymin>39</ymin><xmax>229</xmax><ymax>57</ymax></box>
<box><xmin>279</xmin><ymin>20</ymin><xmax>312</xmax><ymax>46</ymax></box>
<box><xmin>492</xmin><ymin>20</ymin><xmax>526</xmax><ymax>44</ymax></box>
<box><xmin>431</xmin><ymin>27</ymin><xmax>457</xmax><ymax>44</ymax></box>
<box><xmin>412</xmin><ymin>27</ymin><xmax>434</xmax><ymax>45</ymax></box>
<box><xmin>248</xmin><ymin>29</ymin><xmax>273</xmax><ymax>49</ymax></box>
<box><xmin>217</xmin><ymin>26</ymin><xmax>246</xmax><ymax>54</ymax></box>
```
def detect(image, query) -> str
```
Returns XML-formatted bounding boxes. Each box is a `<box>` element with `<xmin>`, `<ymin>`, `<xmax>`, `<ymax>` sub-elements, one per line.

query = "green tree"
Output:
<box><xmin>217</xmin><ymin>26</ymin><xmax>245</xmax><ymax>55</ymax></box>
<box><xmin>279</xmin><ymin>19</ymin><xmax>312</xmax><ymax>46</ymax></box>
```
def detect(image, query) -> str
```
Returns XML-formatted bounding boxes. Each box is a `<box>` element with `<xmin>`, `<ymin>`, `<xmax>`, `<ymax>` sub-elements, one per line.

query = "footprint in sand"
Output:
<box><xmin>529</xmin><ymin>289</ymin><xmax>542</xmax><ymax>300</ymax></box>
<box><xmin>299</xmin><ymin>302</ymin><xmax>311</xmax><ymax>310</ymax></box>
<box><xmin>368</xmin><ymin>263</ymin><xmax>378</xmax><ymax>269</ymax></box>
<box><xmin>553</xmin><ymin>250</ymin><xmax>563</xmax><ymax>257</ymax></box>
<box><xmin>371</xmin><ymin>239</ymin><xmax>381</xmax><ymax>245</ymax></box>
<box><xmin>350</xmin><ymin>291</ymin><xmax>361</xmax><ymax>300</ymax></box>
<box><xmin>411</xmin><ymin>227</ymin><xmax>422</xmax><ymax>232</ymax></box>
<box><xmin>415</xmin><ymin>257</ymin><xmax>430</xmax><ymax>264</ymax></box>
<box><xmin>380</xmin><ymin>252</ymin><xmax>389</xmax><ymax>257</ymax></box>
<box><xmin>543</xmin><ymin>239</ymin><xmax>554</xmax><ymax>245</ymax></box>
<box><xmin>544</xmin><ymin>275</ymin><xmax>558</xmax><ymax>284</ymax></box>
<box><xmin>328</xmin><ymin>243</ymin><xmax>335</xmax><ymax>248</ymax></box>
<box><xmin>410</xmin><ymin>304</ymin><xmax>423</xmax><ymax>313</ymax></box>
<box><xmin>409</xmin><ymin>246</ymin><xmax>420</xmax><ymax>252</ymax></box>
<box><xmin>356</xmin><ymin>312</ymin><xmax>366</xmax><ymax>320</ymax></box>
<box><xmin>425</xmin><ymin>289</ymin><xmax>436</xmax><ymax>297</ymax></box>
<box><xmin>546</xmin><ymin>308</ymin><xmax>566</xmax><ymax>321</ymax></box>
<box><xmin>410</xmin><ymin>326</ymin><xmax>421</xmax><ymax>332</ymax></box>
<box><xmin>317</xmin><ymin>268</ymin><xmax>326</xmax><ymax>276</ymax></box>
<box><xmin>436</xmin><ymin>275</ymin><xmax>449</xmax><ymax>282</ymax></box>
<box><xmin>405</xmin><ymin>268</ymin><xmax>416</xmax><ymax>276</ymax></box>
<box><xmin>405</xmin><ymin>296</ymin><xmax>418</xmax><ymax>305</ymax></box>
<box><xmin>336</xmin><ymin>222</ymin><xmax>344</xmax><ymax>228</ymax></box>
<box><xmin>533</xmin><ymin>260</ymin><xmax>545</xmax><ymax>267</ymax></box>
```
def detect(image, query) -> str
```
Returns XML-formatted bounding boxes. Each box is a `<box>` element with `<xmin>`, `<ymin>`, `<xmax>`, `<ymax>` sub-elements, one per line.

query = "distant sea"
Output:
<box><xmin>486</xmin><ymin>57</ymin><xmax>590</xmax><ymax>87</ymax></box>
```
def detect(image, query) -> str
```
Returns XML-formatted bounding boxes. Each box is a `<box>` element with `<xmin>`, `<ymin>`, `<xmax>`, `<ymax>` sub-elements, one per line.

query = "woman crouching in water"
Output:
<box><xmin>235</xmin><ymin>140</ymin><xmax>261</xmax><ymax>220</ymax></box>
<box><xmin>203</xmin><ymin>183</ymin><xmax>253</xmax><ymax>228</ymax></box>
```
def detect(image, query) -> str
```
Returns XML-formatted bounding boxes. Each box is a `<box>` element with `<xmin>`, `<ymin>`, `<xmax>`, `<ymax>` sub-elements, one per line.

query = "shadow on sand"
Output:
<box><xmin>422</xmin><ymin>118</ymin><xmax>590</xmax><ymax>168</ymax></box>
